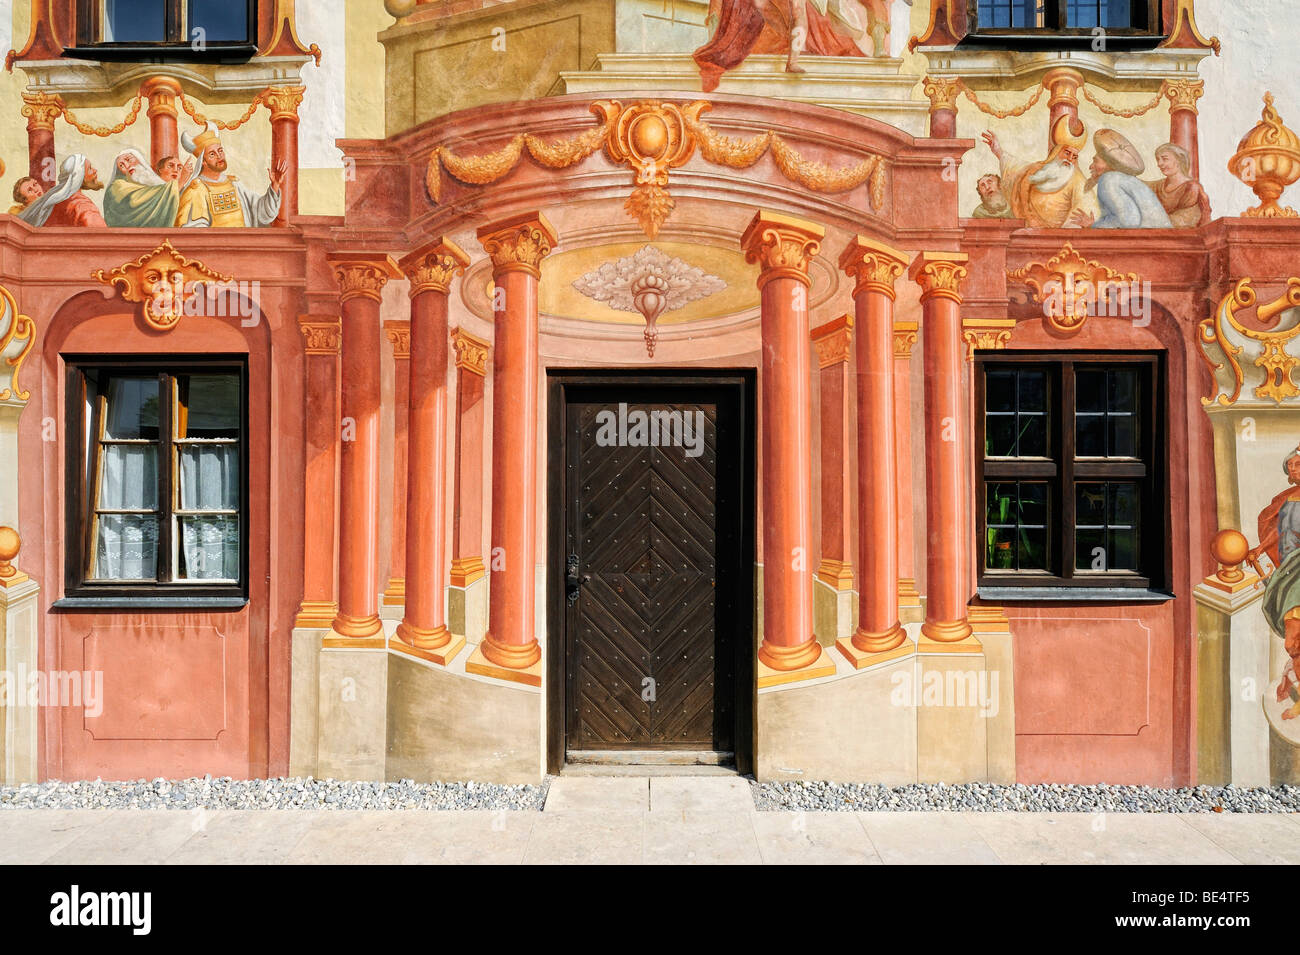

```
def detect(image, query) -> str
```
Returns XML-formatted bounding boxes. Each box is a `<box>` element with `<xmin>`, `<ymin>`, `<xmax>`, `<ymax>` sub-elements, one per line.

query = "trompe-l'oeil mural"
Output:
<box><xmin>14</xmin><ymin>126</ymin><xmax>284</xmax><ymax>229</ymax></box>
<box><xmin>977</xmin><ymin>117</ymin><xmax>1209</xmax><ymax>229</ymax></box>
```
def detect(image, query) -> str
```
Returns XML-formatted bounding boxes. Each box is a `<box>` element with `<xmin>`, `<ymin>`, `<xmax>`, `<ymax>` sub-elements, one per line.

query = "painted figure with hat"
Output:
<box><xmin>981</xmin><ymin>115</ymin><xmax>1090</xmax><ymax>228</ymax></box>
<box><xmin>1068</xmin><ymin>129</ymin><xmax>1173</xmax><ymax>229</ymax></box>
<box><xmin>175</xmin><ymin>125</ymin><xmax>287</xmax><ymax>228</ymax></box>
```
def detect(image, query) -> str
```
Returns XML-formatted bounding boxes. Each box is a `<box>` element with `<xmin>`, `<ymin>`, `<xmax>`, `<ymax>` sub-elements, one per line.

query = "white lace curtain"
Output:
<box><xmin>179</xmin><ymin>445</ymin><xmax>239</xmax><ymax>580</ymax></box>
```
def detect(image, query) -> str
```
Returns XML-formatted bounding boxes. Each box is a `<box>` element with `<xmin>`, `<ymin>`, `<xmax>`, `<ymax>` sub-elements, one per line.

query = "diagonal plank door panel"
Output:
<box><xmin>566</xmin><ymin>400</ymin><xmax>726</xmax><ymax>751</ymax></box>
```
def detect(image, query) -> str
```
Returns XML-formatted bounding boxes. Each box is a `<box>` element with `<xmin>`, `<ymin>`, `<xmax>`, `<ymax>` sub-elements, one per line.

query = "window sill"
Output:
<box><xmin>977</xmin><ymin>586</ymin><xmax>1173</xmax><ymax>603</ymax></box>
<box><xmin>62</xmin><ymin>44</ymin><xmax>257</xmax><ymax>64</ymax></box>
<box><xmin>958</xmin><ymin>34</ymin><xmax>1167</xmax><ymax>52</ymax></box>
<box><xmin>51</xmin><ymin>596</ymin><xmax>248</xmax><ymax>612</ymax></box>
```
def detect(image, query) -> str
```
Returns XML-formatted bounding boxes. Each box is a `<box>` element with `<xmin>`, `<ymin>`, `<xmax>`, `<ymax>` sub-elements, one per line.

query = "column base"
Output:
<box><xmin>395</xmin><ymin>621</ymin><xmax>451</xmax><ymax>650</ymax></box>
<box><xmin>465</xmin><ymin>640</ymin><xmax>542</xmax><ymax>687</ymax></box>
<box><xmin>324</xmin><ymin>610</ymin><xmax>385</xmax><ymax>648</ymax></box>
<box><xmin>851</xmin><ymin>622</ymin><xmax>907</xmax><ymax>654</ymax></box>
<box><xmin>294</xmin><ymin>600</ymin><xmax>338</xmax><ymax>629</ymax></box>
<box><xmin>898</xmin><ymin>578</ymin><xmax>923</xmax><ymax>624</ymax></box>
<box><xmin>814</xmin><ymin>559</ymin><xmax>854</xmax><ymax>591</ymax></box>
<box><xmin>381</xmin><ymin>577</ymin><xmax>405</xmax><ymax>607</ymax></box>
<box><xmin>758</xmin><ymin>643</ymin><xmax>837</xmax><ymax>688</ymax></box>
<box><xmin>758</xmin><ymin>635</ymin><xmax>824</xmax><ymax>672</ymax></box>
<box><xmin>391</xmin><ymin>631</ymin><xmax>466</xmax><ymax>666</ymax></box>
<box><xmin>836</xmin><ymin>634</ymin><xmax>915</xmax><ymax>670</ymax></box>
<box><xmin>450</xmin><ymin>556</ymin><xmax>486</xmax><ymax>588</ymax></box>
<box><xmin>918</xmin><ymin>619</ymin><xmax>981</xmax><ymax>653</ymax></box>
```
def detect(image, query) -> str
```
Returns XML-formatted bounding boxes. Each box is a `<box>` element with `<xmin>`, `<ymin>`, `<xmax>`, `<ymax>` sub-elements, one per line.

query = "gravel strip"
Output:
<box><xmin>751</xmin><ymin>780</ymin><xmax>1300</xmax><ymax>813</ymax></box>
<box><xmin>0</xmin><ymin>777</ymin><xmax>548</xmax><ymax>811</ymax></box>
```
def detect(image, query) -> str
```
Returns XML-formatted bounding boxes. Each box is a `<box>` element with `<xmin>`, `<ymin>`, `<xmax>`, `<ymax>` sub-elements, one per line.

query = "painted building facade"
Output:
<box><xmin>0</xmin><ymin>0</ymin><xmax>1298</xmax><ymax>787</ymax></box>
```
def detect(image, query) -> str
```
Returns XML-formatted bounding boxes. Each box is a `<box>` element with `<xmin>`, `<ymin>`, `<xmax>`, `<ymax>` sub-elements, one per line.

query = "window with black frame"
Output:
<box><xmin>976</xmin><ymin>354</ymin><xmax>1163</xmax><ymax>592</ymax></box>
<box><xmin>76</xmin><ymin>0</ymin><xmax>254</xmax><ymax>52</ymax></box>
<box><xmin>66</xmin><ymin>361</ymin><xmax>246</xmax><ymax>600</ymax></box>
<box><xmin>972</xmin><ymin>0</ymin><xmax>1160</xmax><ymax>41</ymax></box>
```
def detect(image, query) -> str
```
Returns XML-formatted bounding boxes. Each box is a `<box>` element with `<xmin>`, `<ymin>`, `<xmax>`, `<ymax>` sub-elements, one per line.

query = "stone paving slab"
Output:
<box><xmin>5</xmin><ymin>776</ymin><xmax>1299</xmax><ymax>864</ymax></box>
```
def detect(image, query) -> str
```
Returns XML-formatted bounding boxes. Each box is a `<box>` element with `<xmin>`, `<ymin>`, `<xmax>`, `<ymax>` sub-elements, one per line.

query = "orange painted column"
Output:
<box><xmin>838</xmin><ymin>238</ymin><xmax>910</xmax><ymax>666</ymax></box>
<box><xmin>141</xmin><ymin>76</ymin><xmax>181</xmax><ymax>168</ymax></box>
<box><xmin>450</xmin><ymin>328</ymin><xmax>490</xmax><ymax>587</ymax></box>
<box><xmin>742</xmin><ymin>211</ymin><xmax>825</xmax><ymax>673</ymax></box>
<box><xmin>922</xmin><ymin>76</ymin><xmax>961</xmax><ymax>140</ymax></box>
<box><xmin>294</xmin><ymin>316</ymin><xmax>342</xmax><ymax>628</ymax></box>
<box><xmin>382</xmin><ymin>320</ymin><xmax>410</xmax><ymax>610</ymax></box>
<box><xmin>20</xmin><ymin>92</ymin><xmax>59</xmax><ymax>185</ymax></box>
<box><xmin>910</xmin><ymin>251</ymin><xmax>974</xmax><ymax>645</ymax></box>
<box><xmin>812</xmin><ymin>314</ymin><xmax>854</xmax><ymax>598</ymax></box>
<box><xmin>1043</xmin><ymin>68</ymin><xmax>1083</xmax><ymax>149</ymax></box>
<box><xmin>1165</xmin><ymin>79</ymin><xmax>1205</xmax><ymax>180</ymax></box>
<box><xmin>325</xmin><ymin>252</ymin><xmax>401</xmax><ymax>645</ymax></box>
<box><xmin>264</xmin><ymin>85</ymin><xmax>304</xmax><ymax>226</ymax></box>
<box><xmin>394</xmin><ymin>239</ymin><xmax>471</xmax><ymax>663</ymax></box>
<box><xmin>471</xmin><ymin>213</ymin><xmax>557</xmax><ymax>681</ymax></box>
<box><xmin>893</xmin><ymin>320</ymin><xmax>922</xmax><ymax>617</ymax></box>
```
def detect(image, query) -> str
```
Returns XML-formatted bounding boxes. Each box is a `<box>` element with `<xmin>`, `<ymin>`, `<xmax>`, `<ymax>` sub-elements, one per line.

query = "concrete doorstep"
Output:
<box><xmin>2</xmin><ymin>776</ymin><xmax>1298</xmax><ymax>865</ymax></box>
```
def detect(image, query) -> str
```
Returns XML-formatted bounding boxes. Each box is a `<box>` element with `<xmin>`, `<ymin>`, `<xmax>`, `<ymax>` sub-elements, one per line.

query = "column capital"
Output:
<box><xmin>1041</xmin><ymin>66</ymin><xmax>1084</xmax><ymax>106</ymax></box>
<box><xmin>741</xmin><ymin>211</ymin><xmax>824</xmax><ymax>288</ymax></box>
<box><xmin>921</xmin><ymin>75</ymin><xmax>962</xmax><ymax>113</ymax></box>
<box><xmin>384</xmin><ymin>320</ymin><xmax>411</xmax><ymax>359</ymax></box>
<box><xmin>140</xmin><ymin>76</ymin><xmax>181</xmax><ymax>118</ymax></box>
<box><xmin>263</xmin><ymin>84</ymin><xmax>307</xmax><ymax>123</ymax></box>
<box><xmin>1164</xmin><ymin>78</ymin><xmax>1206</xmax><ymax>114</ymax></box>
<box><xmin>811</xmin><ymin>314</ymin><xmax>853</xmax><ymax>369</ymax></box>
<box><xmin>961</xmin><ymin>317</ymin><xmax>1016</xmax><ymax>360</ymax></box>
<box><xmin>893</xmin><ymin>320</ymin><xmax>919</xmax><ymax>359</ymax></box>
<box><xmin>452</xmin><ymin>327</ymin><xmax>490</xmax><ymax>377</ymax></box>
<box><xmin>909</xmin><ymin>251</ymin><xmax>969</xmax><ymax>304</ymax></box>
<box><xmin>840</xmin><ymin>235</ymin><xmax>908</xmax><ymax>300</ymax></box>
<box><xmin>326</xmin><ymin>252</ymin><xmax>401</xmax><ymax>304</ymax></box>
<box><xmin>298</xmin><ymin>315</ymin><xmax>341</xmax><ymax>355</ymax></box>
<box><xmin>398</xmin><ymin>237</ymin><xmax>471</xmax><ymax>296</ymax></box>
<box><xmin>20</xmin><ymin>91</ymin><xmax>61</xmax><ymax>131</ymax></box>
<box><xmin>476</xmin><ymin>212</ymin><xmax>557</xmax><ymax>279</ymax></box>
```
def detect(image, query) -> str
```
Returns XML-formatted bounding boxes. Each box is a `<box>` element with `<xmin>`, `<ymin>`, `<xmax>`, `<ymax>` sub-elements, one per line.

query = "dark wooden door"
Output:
<box><xmin>557</xmin><ymin>379</ymin><xmax>749</xmax><ymax>758</ymax></box>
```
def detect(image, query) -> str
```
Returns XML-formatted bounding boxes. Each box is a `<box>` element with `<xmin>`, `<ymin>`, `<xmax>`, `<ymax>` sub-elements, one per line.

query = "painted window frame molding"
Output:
<box><xmin>59</xmin><ymin>356</ymin><xmax>249</xmax><ymax>608</ymax></box>
<box><xmin>974</xmin><ymin>351</ymin><xmax>1169</xmax><ymax>598</ymax></box>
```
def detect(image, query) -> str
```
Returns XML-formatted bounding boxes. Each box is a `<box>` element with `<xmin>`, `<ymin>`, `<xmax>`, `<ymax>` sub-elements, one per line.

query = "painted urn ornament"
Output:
<box><xmin>1229</xmin><ymin>92</ymin><xmax>1300</xmax><ymax>218</ymax></box>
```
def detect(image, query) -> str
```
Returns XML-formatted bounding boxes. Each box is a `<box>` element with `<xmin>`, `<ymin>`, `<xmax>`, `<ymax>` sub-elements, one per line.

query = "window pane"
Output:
<box><xmin>1109</xmin><ymin>414</ymin><xmax>1136</xmax><ymax>457</ymax></box>
<box><xmin>189</xmin><ymin>0</ymin><xmax>248</xmax><ymax>42</ymax></box>
<box><xmin>1076</xmin><ymin>367</ymin><xmax>1142</xmax><ymax>458</ymax></box>
<box><xmin>985</xmin><ymin>366</ymin><xmax>1051</xmax><ymax>458</ymax></box>
<box><xmin>1067</xmin><ymin>0</ymin><xmax>1133</xmax><ymax>28</ymax></box>
<box><xmin>987</xmin><ymin>414</ymin><xmax>1016</xmax><ymax>457</ymax></box>
<box><xmin>1076</xmin><ymin>413</ymin><xmax>1105</xmax><ymax>456</ymax></box>
<box><xmin>177</xmin><ymin>374</ymin><xmax>240</xmax><ymax>439</ymax></box>
<box><xmin>980</xmin><ymin>0</ymin><xmax>1045</xmax><ymax>28</ymax></box>
<box><xmin>986</xmin><ymin>482</ymin><xmax>1050</xmax><ymax>572</ymax></box>
<box><xmin>1018</xmin><ymin>371</ymin><xmax>1047</xmax><ymax>412</ymax></box>
<box><xmin>1108</xmin><ymin>369</ymin><xmax>1137</xmax><ymax>412</ymax></box>
<box><xmin>179</xmin><ymin>445</ymin><xmax>239</xmax><ymax>510</ymax></box>
<box><xmin>1076</xmin><ymin>370</ymin><xmax>1106</xmax><ymax>413</ymax></box>
<box><xmin>92</xmin><ymin>514</ymin><xmax>159</xmax><ymax>580</ymax></box>
<box><xmin>1019</xmin><ymin>413</ymin><xmax>1047</xmax><ymax>457</ymax></box>
<box><xmin>987</xmin><ymin>371</ymin><xmax>1015</xmax><ymax>412</ymax></box>
<box><xmin>98</xmin><ymin>445</ymin><xmax>158</xmax><ymax>509</ymax></box>
<box><xmin>103</xmin><ymin>0</ymin><xmax>167</xmax><ymax>42</ymax></box>
<box><xmin>178</xmin><ymin>516</ymin><xmax>240</xmax><ymax>580</ymax></box>
<box><xmin>1075</xmin><ymin>482</ymin><xmax>1140</xmax><ymax>572</ymax></box>
<box><xmin>103</xmin><ymin>377</ymin><xmax>161</xmax><ymax>440</ymax></box>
